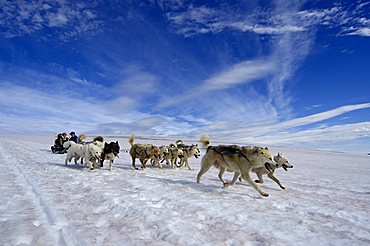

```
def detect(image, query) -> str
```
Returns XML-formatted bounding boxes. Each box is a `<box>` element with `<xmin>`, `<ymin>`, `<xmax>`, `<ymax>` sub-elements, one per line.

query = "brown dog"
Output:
<box><xmin>129</xmin><ymin>135</ymin><xmax>160</xmax><ymax>170</ymax></box>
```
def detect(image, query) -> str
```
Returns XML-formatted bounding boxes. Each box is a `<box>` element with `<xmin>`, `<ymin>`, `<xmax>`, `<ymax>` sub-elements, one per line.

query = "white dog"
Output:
<box><xmin>64</xmin><ymin>141</ymin><xmax>102</xmax><ymax>170</ymax></box>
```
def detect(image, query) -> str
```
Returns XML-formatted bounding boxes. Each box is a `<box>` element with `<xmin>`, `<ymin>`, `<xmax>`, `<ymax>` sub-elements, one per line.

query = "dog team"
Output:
<box><xmin>62</xmin><ymin>134</ymin><xmax>120</xmax><ymax>171</ymax></box>
<box><xmin>58</xmin><ymin>133</ymin><xmax>293</xmax><ymax>197</ymax></box>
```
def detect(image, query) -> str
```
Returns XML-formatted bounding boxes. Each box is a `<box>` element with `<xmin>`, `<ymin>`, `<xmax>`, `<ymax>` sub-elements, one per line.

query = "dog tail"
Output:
<box><xmin>200</xmin><ymin>135</ymin><xmax>210</xmax><ymax>148</ymax></box>
<box><xmin>63</xmin><ymin>141</ymin><xmax>75</xmax><ymax>148</ymax></box>
<box><xmin>93</xmin><ymin>136</ymin><xmax>104</xmax><ymax>142</ymax></box>
<box><xmin>175</xmin><ymin>139</ymin><xmax>184</xmax><ymax>146</ymax></box>
<box><xmin>78</xmin><ymin>134</ymin><xmax>87</xmax><ymax>144</ymax></box>
<box><xmin>129</xmin><ymin>134</ymin><xmax>135</xmax><ymax>146</ymax></box>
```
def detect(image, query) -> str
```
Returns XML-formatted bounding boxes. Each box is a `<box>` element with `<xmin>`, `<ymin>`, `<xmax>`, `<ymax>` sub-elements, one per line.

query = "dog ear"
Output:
<box><xmin>264</xmin><ymin>147</ymin><xmax>269</xmax><ymax>150</ymax></box>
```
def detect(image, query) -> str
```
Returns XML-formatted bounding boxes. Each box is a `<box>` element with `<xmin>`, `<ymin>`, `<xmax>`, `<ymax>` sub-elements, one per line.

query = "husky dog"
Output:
<box><xmin>63</xmin><ymin>141</ymin><xmax>102</xmax><ymax>170</ymax></box>
<box><xmin>79</xmin><ymin>136</ymin><xmax>105</xmax><ymax>166</ymax></box>
<box><xmin>226</xmin><ymin>152</ymin><xmax>293</xmax><ymax>189</ymax></box>
<box><xmin>129</xmin><ymin>134</ymin><xmax>160</xmax><ymax>170</ymax></box>
<box><xmin>151</xmin><ymin>146</ymin><xmax>170</xmax><ymax>168</ymax></box>
<box><xmin>92</xmin><ymin>136</ymin><xmax>105</xmax><ymax>150</ymax></box>
<box><xmin>177</xmin><ymin>144</ymin><xmax>201</xmax><ymax>170</ymax></box>
<box><xmin>252</xmin><ymin>152</ymin><xmax>293</xmax><ymax>189</ymax></box>
<box><xmin>197</xmin><ymin>136</ymin><xmax>276</xmax><ymax>197</ymax></box>
<box><xmin>100</xmin><ymin>141</ymin><xmax>120</xmax><ymax>171</ymax></box>
<box><xmin>161</xmin><ymin>144</ymin><xmax>184</xmax><ymax>168</ymax></box>
<box><xmin>78</xmin><ymin>134</ymin><xmax>87</xmax><ymax>144</ymax></box>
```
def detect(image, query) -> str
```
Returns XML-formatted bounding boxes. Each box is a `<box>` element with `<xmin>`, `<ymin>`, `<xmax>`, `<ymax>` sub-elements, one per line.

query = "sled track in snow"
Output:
<box><xmin>0</xmin><ymin>140</ymin><xmax>88</xmax><ymax>245</ymax></box>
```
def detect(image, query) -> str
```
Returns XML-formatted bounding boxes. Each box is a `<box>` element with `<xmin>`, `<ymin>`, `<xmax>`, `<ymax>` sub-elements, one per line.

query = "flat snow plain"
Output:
<box><xmin>0</xmin><ymin>135</ymin><xmax>369</xmax><ymax>246</ymax></box>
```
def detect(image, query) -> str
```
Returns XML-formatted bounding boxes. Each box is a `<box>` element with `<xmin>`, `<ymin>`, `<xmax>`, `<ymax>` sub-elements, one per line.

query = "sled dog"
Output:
<box><xmin>177</xmin><ymin>144</ymin><xmax>201</xmax><ymax>170</ymax></box>
<box><xmin>197</xmin><ymin>136</ymin><xmax>276</xmax><ymax>197</ymax></box>
<box><xmin>129</xmin><ymin>134</ymin><xmax>160</xmax><ymax>170</ymax></box>
<box><xmin>64</xmin><ymin>141</ymin><xmax>102</xmax><ymax>170</ymax></box>
<box><xmin>151</xmin><ymin>146</ymin><xmax>170</xmax><ymax>168</ymax></box>
<box><xmin>78</xmin><ymin>134</ymin><xmax>87</xmax><ymax>144</ymax></box>
<box><xmin>225</xmin><ymin>152</ymin><xmax>293</xmax><ymax>189</ymax></box>
<box><xmin>161</xmin><ymin>144</ymin><xmax>184</xmax><ymax>168</ymax></box>
<box><xmin>100</xmin><ymin>141</ymin><xmax>120</xmax><ymax>171</ymax></box>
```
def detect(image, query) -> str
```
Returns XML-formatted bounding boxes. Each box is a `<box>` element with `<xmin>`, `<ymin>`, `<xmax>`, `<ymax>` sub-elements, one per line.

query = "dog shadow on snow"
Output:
<box><xmin>44</xmin><ymin>162</ymin><xmax>87</xmax><ymax>171</ymax></box>
<box><xmin>143</xmin><ymin>175</ymin><xmax>265</xmax><ymax>199</ymax></box>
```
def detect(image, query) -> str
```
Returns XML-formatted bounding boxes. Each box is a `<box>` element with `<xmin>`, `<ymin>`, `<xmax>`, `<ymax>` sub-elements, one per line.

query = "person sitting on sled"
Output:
<box><xmin>69</xmin><ymin>131</ymin><xmax>78</xmax><ymax>143</ymax></box>
<box><xmin>51</xmin><ymin>132</ymin><xmax>68</xmax><ymax>154</ymax></box>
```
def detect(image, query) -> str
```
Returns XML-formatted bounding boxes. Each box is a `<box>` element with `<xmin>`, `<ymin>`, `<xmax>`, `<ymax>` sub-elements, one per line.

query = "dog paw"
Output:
<box><xmin>223</xmin><ymin>182</ymin><xmax>229</xmax><ymax>188</ymax></box>
<box><xmin>261</xmin><ymin>193</ymin><xmax>269</xmax><ymax>197</ymax></box>
<box><xmin>255</xmin><ymin>180</ymin><xmax>260</xmax><ymax>183</ymax></box>
<box><xmin>280</xmin><ymin>186</ymin><xmax>286</xmax><ymax>190</ymax></box>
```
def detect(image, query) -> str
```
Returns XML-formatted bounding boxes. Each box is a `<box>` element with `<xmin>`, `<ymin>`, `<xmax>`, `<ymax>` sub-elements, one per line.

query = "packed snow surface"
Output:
<box><xmin>0</xmin><ymin>135</ymin><xmax>369</xmax><ymax>246</ymax></box>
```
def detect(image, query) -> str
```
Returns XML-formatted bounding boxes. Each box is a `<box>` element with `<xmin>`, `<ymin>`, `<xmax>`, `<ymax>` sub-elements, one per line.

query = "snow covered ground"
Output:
<box><xmin>0</xmin><ymin>135</ymin><xmax>369</xmax><ymax>246</ymax></box>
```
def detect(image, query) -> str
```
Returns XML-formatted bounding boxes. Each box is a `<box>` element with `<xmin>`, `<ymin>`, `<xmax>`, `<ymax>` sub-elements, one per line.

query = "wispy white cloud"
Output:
<box><xmin>305</xmin><ymin>104</ymin><xmax>322</xmax><ymax>110</ymax></box>
<box><xmin>0</xmin><ymin>82</ymin><xmax>197</xmax><ymax>136</ymax></box>
<box><xmin>157</xmin><ymin>58</ymin><xmax>276</xmax><ymax>108</ymax></box>
<box><xmin>0</xmin><ymin>0</ymin><xmax>102</xmax><ymax>39</ymax></box>
<box><xmin>165</xmin><ymin>2</ymin><xmax>370</xmax><ymax>38</ymax></box>
<box><xmin>200</xmin><ymin>59</ymin><xmax>276</xmax><ymax>91</ymax></box>
<box><xmin>166</xmin><ymin>5</ymin><xmax>307</xmax><ymax>37</ymax></box>
<box><xmin>257</xmin><ymin>122</ymin><xmax>370</xmax><ymax>148</ymax></box>
<box><xmin>207</xmin><ymin>103</ymin><xmax>370</xmax><ymax>140</ymax></box>
<box><xmin>196</xmin><ymin>103</ymin><xmax>370</xmax><ymax>153</ymax></box>
<box><xmin>346</xmin><ymin>26</ymin><xmax>370</xmax><ymax>37</ymax></box>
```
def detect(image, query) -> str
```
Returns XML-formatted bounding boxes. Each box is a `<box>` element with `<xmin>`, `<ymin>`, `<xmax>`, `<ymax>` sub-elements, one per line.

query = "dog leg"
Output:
<box><xmin>229</xmin><ymin>172</ymin><xmax>240</xmax><ymax>185</ymax></box>
<box><xmin>109</xmin><ymin>160</ymin><xmax>113</xmax><ymax>171</ymax></box>
<box><xmin>267</xmin><ymin>173</ymin><xmax>285</xmax><ymax>189</ymax></box>
<box><xmin>141</xmin><ymin>158</ymin><xmax>147</xmax><ymax>169</ymax></box>
<box><xmin>255</xmin><ymin>172</ymin><xmax>264</xmax><ymax>184</ymax></box>
<box><xmin>86</xmin><ymin>160</ymin><xmax>94</xmax><ymax>170</ymax></box>
<box><xmin>218</xmin><ymin>167</ymin><xmax>229</xmax><ymax>187</ymax></box>
<box><xmin>131</xmin><ymin>157</ymin><xmax>139</xmax><ymax>170</ymax></box>
<box><xmin>187</xmin><ymin>162</ymin><xmax>193</xmax><ymax>170</ymax></box>
<box><xmin>241</xmin><ymin>172</ymin><xmax>269</xmax><ymax>197</ymax></box>
<box><xmin>196</xmin><ymin>158</ymin><xmax>213</xmax><ymax>183</ymax></box>
<box><xmin>176</xmin><ymin>158</ymin><xmax>182</xmax><ymax>167</ymax></box>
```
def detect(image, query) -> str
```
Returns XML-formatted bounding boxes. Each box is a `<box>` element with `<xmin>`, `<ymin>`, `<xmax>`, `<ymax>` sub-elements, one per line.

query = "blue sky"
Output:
<box><xmin>0</xmin><ymin>0</ymin><xmax>370</xmax><ymax>153</ymax></box>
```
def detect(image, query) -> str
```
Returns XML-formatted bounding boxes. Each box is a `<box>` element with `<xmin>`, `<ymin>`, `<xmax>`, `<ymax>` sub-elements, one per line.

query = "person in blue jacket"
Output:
<box><xmin>69</xmin><ymin>131</ymin><xmax>78</xmax><ymax>143</ymax></box>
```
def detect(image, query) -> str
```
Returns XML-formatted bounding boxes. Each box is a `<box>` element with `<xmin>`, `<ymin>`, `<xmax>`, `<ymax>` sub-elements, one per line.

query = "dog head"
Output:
<box><xmin>150</xmin><ymin>146</ymin><xmax>161</xmax><ymax>161</ymax></box>
<box><xmin>244</xmin><ymin>146</ymin><xmax>276</xmax><ymax>172</ymax></box>
<box><xmin>177</xmin><ymin>148</ymin><xmax>184</xmax><ymax>158</ymax></box>
<box><xmin>190</xmin><ymin>144</ymin><xmax>201</xmax><ymax>158</ymax></box>
<box><xmin>274</xmin><ymin>152</ymin><xmax>293</xmax><ymax>171</ymax></box>
<box><xmin>88</xmin><ymin>143</ymin><xmax>103</xmax><ymax>160</ymax></box>
<box><xmin>159</xmin><ymin>146</ymin><xmax>169</xmax><ymax>157</ymax></box>
<box><xmin>106</xmin><ymin>141</ymin><xmax>120</xmax><ymax>156</ymax></box>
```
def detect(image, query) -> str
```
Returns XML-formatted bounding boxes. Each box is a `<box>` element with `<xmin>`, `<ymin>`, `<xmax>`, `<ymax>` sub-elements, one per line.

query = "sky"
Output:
<box><xmin>0</xmin><ymin>0</ymin><xmax>369</xmax><ymax>153</ymax></box>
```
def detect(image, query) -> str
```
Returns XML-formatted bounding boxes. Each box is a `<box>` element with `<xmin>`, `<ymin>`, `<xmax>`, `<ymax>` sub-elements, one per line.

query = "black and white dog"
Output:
<box><xmin>100</xmin><ymin>141</ymin><xmax>120</xmax><ymax>171</ymax></box>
